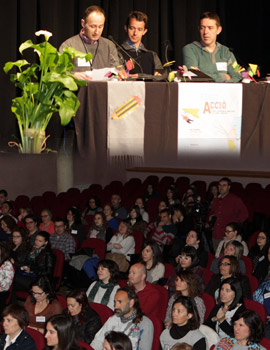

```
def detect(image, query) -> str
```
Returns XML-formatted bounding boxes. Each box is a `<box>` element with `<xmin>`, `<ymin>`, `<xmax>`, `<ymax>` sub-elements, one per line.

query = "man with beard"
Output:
<box><xmin>90</xmin><ymin>286</ymin><xmax>153</xmax><ymax>350</ymax></box>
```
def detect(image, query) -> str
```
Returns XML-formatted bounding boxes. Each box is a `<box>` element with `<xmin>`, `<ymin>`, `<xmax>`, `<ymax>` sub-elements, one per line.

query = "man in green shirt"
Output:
<box><xmin>182</xmin><ymin>12</ymin><xmax>241</xmax><ymax>82</ymax></box>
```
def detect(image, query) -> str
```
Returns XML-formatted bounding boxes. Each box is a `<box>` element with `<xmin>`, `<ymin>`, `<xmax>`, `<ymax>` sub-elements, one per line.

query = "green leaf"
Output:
<box><xmin>44</xmin><ymin>71</ymin><xmax>78</xmax><ymax>91</ymax></box>
<box><xmin>55</xmin><ymin>90</ymin><xmax>80</xmax><ymax>125</ymax></box>
<box><xmin>3</xmin><ymin>60</ymin><xmax>29</xmax><ymax>73</ymax></box>
<box><xmin>62</xmin><ymin>46</ymin><xmax>92</xmax><ymax>61</ymax></box>
<box><xmin>19</xmin><ymin>40</ymin><xmax>34</xmax><ymax>54</ymax></box>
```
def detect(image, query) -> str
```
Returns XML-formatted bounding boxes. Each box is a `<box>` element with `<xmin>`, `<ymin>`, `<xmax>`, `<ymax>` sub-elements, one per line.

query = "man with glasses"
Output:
<box><xmin>49</xmin><ymin>218</ymin><xmax>75</xmax><ymax>260</ymax></box>
<box><xmin>24</xmin><ymin>214</ymin><xmax>40</xmax><ymax>246</ymax></box>
<box><xmin>119</xmin><ymin>11</ymin><xmax>163</xmax><ymax>76</ymax></box>
<box><xmin>207</xmin><ymin>177</ymin><xmax>248</xmax><ymax>251</ymax></box>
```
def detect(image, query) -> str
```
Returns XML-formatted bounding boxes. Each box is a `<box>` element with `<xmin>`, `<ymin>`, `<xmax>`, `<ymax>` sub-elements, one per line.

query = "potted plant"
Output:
<box><xmin>3</xmin><ymin>30</ymin><xmax>92</xmax><ymax>153</ymax></box>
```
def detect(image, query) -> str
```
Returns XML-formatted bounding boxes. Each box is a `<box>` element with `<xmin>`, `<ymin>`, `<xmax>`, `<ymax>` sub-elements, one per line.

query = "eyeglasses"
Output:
<box><xmin>31</xmin><ymin>291</ymin><xmax>45</xmax><ymax>296</ymax></box>
<box><xmin>219</xmin><ymin>262</ymin><xmax>231</xmax><ymax>266</ymax></box>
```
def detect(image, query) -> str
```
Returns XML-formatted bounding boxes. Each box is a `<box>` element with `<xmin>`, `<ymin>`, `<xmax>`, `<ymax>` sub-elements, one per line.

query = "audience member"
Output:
<box><xmin>210</xmin><ymin>240</ymin><xmax>246</xmax><ymax>274</ymax></box>
<box><xmin>82</xmin><ymin>196</ymin><xmax>102</xmax><ymax>217</ymax></box>
<box><xmin>0</xmin><ymin>242</ymin><xmax>14</xmax><ymax>314</ymax></box>
<box><xmin>165</xmin><ymin>270</ymin><xmax>205</xmax><ymax>326</ymax></box>
<box><xmin>0</xmin><ymin>201</ymin><xmax>17</xmax><ymax>222</ymax></box>
<box><xmin>128</xmin><ymin>262</ymin><xmax>160</xmax><ymax>319</ymax></box>
<box><xmin>0</xmin><ymin>190</ymin><xmax>8</xmax><ymax>214</ymax></box>
<box><xmin>207</xmin><ymin>177</ymin><xmax>248</xmax><ymax>250</ymax></box>
<box><xmin>106</xmin><ymin>221</ymin><xmax>135</xmax><ymax>271</ymax></box>
<box><xmin>44</xmin><ymin>314</ymin><xmax>80</xmax><ymax>350</ymax></box>
<box><xmin>65</xmin><ymin>289</ymin><xmax>102</xmax><ymax>344</ymax></box>
<box><xmin>145</xmin><ymin>208</ymin><xmax>177</xmax><ymax>258</ymax></box>
<box><xmin>111</xmin><ymin>194</ymin><xmax>127</xmax><ymax>220</ymax></box>
<box><xmin>0</xmin><ymin>215</ymin><xmax>17</xmax><ymax>242</ymax></box>
<box><xmin>39</xmin><ymin>209</ymin><xmax>55</xmax><ymax>234</ymax></box>
<box><xmin>171</xmin><ymin>204</ymin><xmax>194</xmax><ymax>252</ymax></box>
<box><xmin>9</xmin><ymin>226</ymin><xmax>31</xmax><ymax>269</ymax></box>
<box><xmin>103</xmin><ymin>204</ymin><xmax>119</xmax><ymax>231</ymax></box>
<box><xmin>24</xmin><ymin>214</ymin><xmax>40</xmax><ymax>246</ymax></box>
<box><xmin>143</xmin><ymin>183</ymin><xmax>159</xmax><ymax>202</ymax></box>
<box><xmin>17</xmin><ymin>207</ymin><xmax>32</xmax><ymax>224</ymax></box>
<box><xmin>103</xmin><ymin>331</ymin><xmax>132</xmax><ymax>350</ymax></box>
<box><xmin>66</xmin><ymin>207</ymin><xmax>84</xmax><ymax>247</ymax></box>
<box><xmin>0</xmin><ymin>304</ymin><xmax>36</xmax><ymax>350</ymax></box>
<box><xmin>24</xmin><ymin>277</ymin><xmax>62</xmax><ymax>333</ymax></box>
<box><xmin>50</xmin><ymin>218</ymin><xmax>75</xmax><ymax>260</ymax></box>
<box><xmin>139</xmin><ymin>240</ymin><xmax>165</xmax><ymax>283</ymax></box>
<box><xmin>14</xmin><ymin>231</ymin><xmax>55</xmax><ymax>291</ymax></box>
<box><xmin>86</xmin><ymin>259</ymin><xmax>120</xmax><ymax>310</ymax></box>
<box><xmin>215</xmin><ymin>222</ymin><xmax>248</xmax><ymax>258</ymax></box>
<box><xmin>134</xmin><ymin>197</ymin><xmax>149</xmax><ymax>223</ymax></box>
<box><xmin>166</xmin><ymin>186</ymin><xmax>180</xmax><ymax>206</ymax></box>
<box><xmin>91</xmin><ymin>286</ymin><xmax>153</xmax><ymax>350</ymax></box>
<box><xmin>175</xmin><ymin>246</ymin><xmax>204</xmax><ymax>286</ymax></box>
<box><xmin>206</xmin><ymin>255</ymin><xmax>252</xmax><ymax>300</ymax></box>
<box><xmin>249</xmin><ymin>230</ymin><xmax>270</xmax><ymax>283</ymax></box>
<box><xmin>88</xmin><ymin>212</ymin><xmax>112</xmax><ymax>242</ymax></box>
<box><xmin>214</xmin><ymin>309</ymin><xmax>265</xmax><ymax>350</ymax></box>
<box><xmin>128</xmin><ymin>205</ymin><xmax>147</xmax><ymax>233</ymax></box>
<box><xmin>205</xmin><ymin>277</ymin><xmax>245</xmax><ymax>338</ymax></box>
<box><xmin>171</xmin><ymin>343</ymin><xmax>193</xmax><ymax>350</ymax></box>
<box><xmin>160</xmin><ymin>296</ymin><xmax>206</xmax><ymax>350</ymax></box>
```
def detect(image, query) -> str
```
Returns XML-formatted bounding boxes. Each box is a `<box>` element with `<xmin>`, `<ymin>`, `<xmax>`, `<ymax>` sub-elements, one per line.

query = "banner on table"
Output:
<box><xmin>178</xmin><ymin>83</ymin><xmax>243</xmax><ymax>156</ymax></box>
<box><xmin>107</xmin><ymin>81</ymin><xmax>145</xmax><ymax>165</ymax></box>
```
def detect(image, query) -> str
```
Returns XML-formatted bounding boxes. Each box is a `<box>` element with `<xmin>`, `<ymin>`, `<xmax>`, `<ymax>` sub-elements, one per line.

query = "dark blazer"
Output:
<box><xmin>65</xmin><ymin>305</ymin><xmax>102</xmax><ymax>344</ymax></box>
<box><xmin>205</xmin><ymin>274</ymin><xmax>252</xmax><ymax>299</ymax></box>
<box><xmin>0</xmin><ymin>330</ymin><xmax>36</xmax><ymax>350</ymax></box>
<box><xmin>29</xmin><ymin>247</ymin><xmax>55</xmax><ymax>278</ymax></box>
<box><xmin>204</xmin><ymin>303</ymin><xmax>246</xmax><ymax>337</ymax></box>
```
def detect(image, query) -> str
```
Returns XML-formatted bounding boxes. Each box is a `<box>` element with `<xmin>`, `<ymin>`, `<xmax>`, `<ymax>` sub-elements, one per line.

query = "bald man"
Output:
<box><xmin>128</xmin><ymin>263</ymin><xmax>161</xmax><ymax>319</ymax></box>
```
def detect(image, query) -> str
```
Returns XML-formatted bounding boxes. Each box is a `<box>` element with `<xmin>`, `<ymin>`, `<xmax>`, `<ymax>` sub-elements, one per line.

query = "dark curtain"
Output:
<box><xmin>1</xmin><ymin>0</ymin><xmax>270</xmax><ymax>151</ymax></box>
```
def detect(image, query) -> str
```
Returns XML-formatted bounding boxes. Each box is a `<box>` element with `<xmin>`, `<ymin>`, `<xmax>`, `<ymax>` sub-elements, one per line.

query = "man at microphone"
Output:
<box><xmin>59</xmin><ymin>5</ymin><xmax>120</xmax><ymax>81</ymax></box>
<box><xmin>182</xmin><ymin>12</ymin><xmax>241</xmax><ymax>82</ymax></box>
<box><xmin>119</xmin><ymin>11</ymin><xmax>163</xmax><ymax>76</ymax></box>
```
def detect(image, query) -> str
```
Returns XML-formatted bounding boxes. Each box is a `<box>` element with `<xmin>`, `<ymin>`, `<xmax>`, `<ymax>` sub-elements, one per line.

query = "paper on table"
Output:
<box><xmin>85</xmin><ymin>67</ymin><xmax>118</xmax><ymax>81</ymax></box>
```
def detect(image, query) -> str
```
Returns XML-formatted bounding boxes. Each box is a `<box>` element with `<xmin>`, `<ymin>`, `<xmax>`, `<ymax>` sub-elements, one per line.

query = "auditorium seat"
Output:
<box><xmin>89</xmin><ymin>302</ymin><xmax>113</xmax><ymax>325</ymax></box>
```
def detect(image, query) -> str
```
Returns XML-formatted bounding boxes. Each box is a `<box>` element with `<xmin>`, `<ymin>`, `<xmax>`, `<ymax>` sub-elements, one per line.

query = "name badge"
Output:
<box><xmin>71</xmin><ymin>230</ymin><xmax>78</xmax><ymax>235</ymax></box>
<box><xmin>216</xmin><ymin>62</ymin><xmax>227</xmax><ymax>71</ymax></box>
<box><xmin>264</xmin><ymin>292</ymin><xmax>270</xmax><ymax>299</ymax></box>
<box><xmin>36</xmin><ymin>316</ymin><xmax>46</xmax><ymax>322</ymax></box>
<box><xmin>259</xmin><ymin>255</ymin><xmax>265</xmax><ymax>262</ymax></box>
<box><xmin>77</xmin><ymin>57</ymin><xmax>91</xmax><ymax>67</ymax></box>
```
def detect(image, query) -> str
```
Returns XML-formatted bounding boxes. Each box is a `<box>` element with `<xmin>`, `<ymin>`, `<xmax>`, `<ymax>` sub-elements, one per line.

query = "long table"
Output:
<box><xmin>75</xmin><ymin>82</ymin><xmax>270</xmax><ymax>162</ymax></box>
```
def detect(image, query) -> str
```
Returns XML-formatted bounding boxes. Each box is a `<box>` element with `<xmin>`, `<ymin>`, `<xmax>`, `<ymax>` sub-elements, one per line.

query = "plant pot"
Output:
<box><xmin>22</xmin><ymin>128</ymin><xmax>46</xmax><ymax>154</ymax></box>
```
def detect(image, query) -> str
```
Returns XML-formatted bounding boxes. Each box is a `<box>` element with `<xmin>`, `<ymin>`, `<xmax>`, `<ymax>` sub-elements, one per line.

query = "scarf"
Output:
<box><xmin>216</xmin><ymin>337</ymin><xmax>261</xmax><ymax>350</ymax></box>
<box><xmin>28</xmin><ymin>245</ymin><xmax>46</xmax><ymax>261</ymax></box>
<box><xmin>170</xmin><ymin>323</ymin><xmax>191</xmax><ymax>339</ymax></box>
<box><xmin>79</xmin><ymin>28</ymin><xmax>98</xmax><ymax>45</ymax></box>
<box><xmin>88</xmin><ymin>280</ymin><xmax>115</xmax><ymax>306</ymax></box>
<box><xmin>121</xmin><ymin>310</ymin><xmax>137</xmax><ymax>323</ymax></box>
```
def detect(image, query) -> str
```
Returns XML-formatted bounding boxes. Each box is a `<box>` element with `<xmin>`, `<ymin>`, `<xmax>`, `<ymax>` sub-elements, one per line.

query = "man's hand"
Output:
<box><xmin>74</xmin><ymin>71</ymin><xmax>93</xmax><ymax>82</ymax></box>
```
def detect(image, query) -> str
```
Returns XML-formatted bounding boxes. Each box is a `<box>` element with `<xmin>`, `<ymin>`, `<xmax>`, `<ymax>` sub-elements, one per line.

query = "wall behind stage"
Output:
<box><xmin>1</xmin><ymin>0</ymin><xmax>270</xmax><ymax>152</ymax></box>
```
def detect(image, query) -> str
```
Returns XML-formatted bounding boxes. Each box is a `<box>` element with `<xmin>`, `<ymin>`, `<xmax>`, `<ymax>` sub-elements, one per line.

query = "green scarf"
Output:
<box><xmin>88</xmin><ymin>280</ymin><xmax>115</xmax><ymax>306</ymax></box>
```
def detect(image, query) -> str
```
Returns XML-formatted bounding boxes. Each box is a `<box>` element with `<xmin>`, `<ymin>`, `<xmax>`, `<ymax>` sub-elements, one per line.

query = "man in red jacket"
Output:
<box><xmin>208</xmin><ymin>177</ymin><xmax>248</xmax><ymax>251</ymax></box>
<box><xmin>128</xmin><ymin>263</ymin><xmax>161</xmax><ymax>319</ymax></box>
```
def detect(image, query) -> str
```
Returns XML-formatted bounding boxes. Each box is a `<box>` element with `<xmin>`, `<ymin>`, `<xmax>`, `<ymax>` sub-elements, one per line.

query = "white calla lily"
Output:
<box><xmin>35</xmin><ymin>30</ymin><xmax>52</xmax><ymax>41</ymax></box>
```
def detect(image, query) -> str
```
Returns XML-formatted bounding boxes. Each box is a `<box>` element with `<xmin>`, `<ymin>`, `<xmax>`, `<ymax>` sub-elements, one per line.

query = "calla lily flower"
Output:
<box><xmin>35</xmin><ymin>30</ymin><xmax>52</xmax><ymax>41</ymax></box>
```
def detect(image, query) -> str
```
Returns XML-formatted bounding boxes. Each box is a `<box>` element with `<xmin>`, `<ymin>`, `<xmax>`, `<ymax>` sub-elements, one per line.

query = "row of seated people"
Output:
<box><xmin>1</xmin><ymin>227</ymin><xmax>270</xmax><ymax>350</ymax></box>
<box><xmin>0</xmin><ymin>265</ymin><xmax>269</xmax><ymax>349</ymax></box>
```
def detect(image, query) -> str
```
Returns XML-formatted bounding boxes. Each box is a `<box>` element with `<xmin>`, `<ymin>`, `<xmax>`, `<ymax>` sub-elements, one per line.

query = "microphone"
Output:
<box><xmin>108</xmin><ymin>35</ymin><xmax>143</xmax><ymax>73</ymax></box>
<box><xmin>164</xmin><ymin>40</ymin><xmax>173</xmax><ymax>63</ymax></box>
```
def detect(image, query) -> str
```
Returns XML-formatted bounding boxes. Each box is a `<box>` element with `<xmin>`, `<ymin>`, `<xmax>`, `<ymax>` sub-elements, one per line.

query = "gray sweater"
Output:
<box><xmin>160</xmin><ymin>328</ymin><xmax>206</xmax><ymax>350</ymax></box>
<box><xmin>90</xmin><ymin>314</ymin><xmax>153</xmax><ymax>350</ymax></box>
